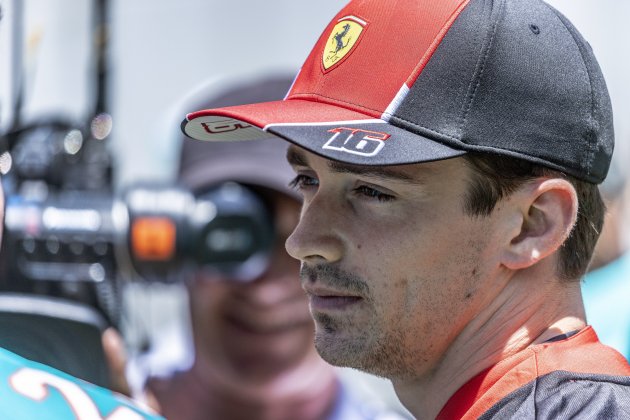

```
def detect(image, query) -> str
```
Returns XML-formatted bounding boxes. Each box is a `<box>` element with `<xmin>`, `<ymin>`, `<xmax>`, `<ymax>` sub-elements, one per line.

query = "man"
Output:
<box><xmin>181</xmin><ymin>0</ymin><xmax>630</xmax><ymax>418</ymax></box>
<box><xmin>134</xmin><ymin>76</ymin><xmax>406</xmax><ymax>420</ymax></box>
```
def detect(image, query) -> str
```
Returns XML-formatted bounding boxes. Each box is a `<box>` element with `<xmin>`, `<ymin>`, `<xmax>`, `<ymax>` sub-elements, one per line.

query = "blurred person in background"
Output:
<box><xmin>120</xmin><ymin>75</ymin><xmax>408</xmax><ymax>420</ymax></box>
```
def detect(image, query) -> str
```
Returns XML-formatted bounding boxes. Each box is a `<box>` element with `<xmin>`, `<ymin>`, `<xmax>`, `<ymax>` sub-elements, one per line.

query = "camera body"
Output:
<box><xmin>0</xmin><ymin>121</ymin><xmax>275</xmax><ymax>320</ymax></box>
<box><xmin>119</xmin><ymin>182</ymin><xmax>274</xmax><ymax>284</ymax></box>
<box><xmin>1</xmin><ymin>180</ymin><xmax>274</xmax><ymax>287</ymax></box>
<box><xmin>0</xmin><ymin>121</ymin><xmax>275</xmax><ymax>387</ymax></box>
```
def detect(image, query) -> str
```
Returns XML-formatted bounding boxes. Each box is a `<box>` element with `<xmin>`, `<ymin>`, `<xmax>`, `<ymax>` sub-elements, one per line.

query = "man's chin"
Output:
<box><xmin>313</xmin><ymin>322</ymin><xmax>370</xmax><ymax>368</ymax></box>
<box><xmin>314</xmin><ymin>334</ymin><xmax>356</xmax><ymax>368</ymax></box>
<box><xmin>312</xmin><ymin>318</ymin><xmax>409</xmax><ymax>380</ymax></box>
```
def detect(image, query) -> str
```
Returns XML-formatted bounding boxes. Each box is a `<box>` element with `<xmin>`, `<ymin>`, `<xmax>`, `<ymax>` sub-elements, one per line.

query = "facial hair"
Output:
<box><xmin>299</xmin><ymin>263</ymin><xmax>413</xmax><ymax>379</ymax></box>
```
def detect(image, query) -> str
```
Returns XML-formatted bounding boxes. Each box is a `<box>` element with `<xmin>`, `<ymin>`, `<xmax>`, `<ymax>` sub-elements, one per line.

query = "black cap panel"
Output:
<box><xmin>392</xmin><ymin>0</ymin><xmax>613</xmax><ymax>183</ymax></box>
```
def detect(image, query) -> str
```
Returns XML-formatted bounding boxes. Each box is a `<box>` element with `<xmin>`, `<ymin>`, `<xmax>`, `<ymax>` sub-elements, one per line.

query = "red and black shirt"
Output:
<box><xmin>438</xmin><ymin>327</ymin><xmax>630</xmax><ymax>419</ymax></box>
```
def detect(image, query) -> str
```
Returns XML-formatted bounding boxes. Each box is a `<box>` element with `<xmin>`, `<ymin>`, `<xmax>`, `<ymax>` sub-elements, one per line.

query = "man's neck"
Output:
<box><xmin>392</xmin><ymin>268</ymin><xmax>586</xmax><ymax>419</ymax></box>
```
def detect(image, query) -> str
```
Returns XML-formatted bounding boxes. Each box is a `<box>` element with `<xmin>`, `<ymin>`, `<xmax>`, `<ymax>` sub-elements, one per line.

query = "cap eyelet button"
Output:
<box><xmin>529</xmin><ymin>24</ymin><xmax>541</xmax><ymax>35</ymax></box>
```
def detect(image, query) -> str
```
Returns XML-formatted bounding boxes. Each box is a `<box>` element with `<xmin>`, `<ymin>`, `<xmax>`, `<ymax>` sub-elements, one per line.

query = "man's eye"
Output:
<box><xmin>289</xmin><ymin>174</ymin><xmax>318</xmax><ymax>190</ymax></box>
<box><xmin>354</xmin><ymin>185</ymin><xmax>395</xmax><ymax>202</ymax></box>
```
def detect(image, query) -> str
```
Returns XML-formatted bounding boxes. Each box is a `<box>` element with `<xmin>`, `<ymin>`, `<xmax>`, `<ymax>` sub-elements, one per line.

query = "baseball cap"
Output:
<box><xmin>182</xmin><ymin>0</ymin><xmax>614</xmax><ymax>184</ymax></box>
<box><xmin>178</xmin><ymin>75</ymin><xmax>299</xmax><ymax>198</ymax></box>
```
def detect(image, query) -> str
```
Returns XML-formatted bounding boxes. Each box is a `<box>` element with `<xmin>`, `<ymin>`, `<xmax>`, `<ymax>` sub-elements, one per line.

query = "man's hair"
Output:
<box><xmin>462</xmin><ymin>153</ymin><xmax>605</xmax><ymax>280</ymax></box>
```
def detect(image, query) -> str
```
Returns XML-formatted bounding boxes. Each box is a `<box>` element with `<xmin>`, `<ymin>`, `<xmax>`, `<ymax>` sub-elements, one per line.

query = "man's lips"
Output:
<box><xmin>303</xmin><ymin>286</ymin><xmax>363</xmax><ymax>311</ymax></box>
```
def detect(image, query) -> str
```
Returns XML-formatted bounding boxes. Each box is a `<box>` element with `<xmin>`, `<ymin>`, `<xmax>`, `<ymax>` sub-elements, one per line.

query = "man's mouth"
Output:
<box><xmin>304</xmin><ymin>287</ymin><xmax>363</xmax><ymax>311</ymax></box>
<box><xmin>300</xmin><ymin>264</ymin><xmax>369</xmax><ymax>311</ymax></box>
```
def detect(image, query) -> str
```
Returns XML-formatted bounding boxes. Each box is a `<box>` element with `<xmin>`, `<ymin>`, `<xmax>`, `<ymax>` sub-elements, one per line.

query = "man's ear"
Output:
<box><xmin>501</xmin><ymin>178</ymin><xmax>578</xmax><ymax>270</ymax></box>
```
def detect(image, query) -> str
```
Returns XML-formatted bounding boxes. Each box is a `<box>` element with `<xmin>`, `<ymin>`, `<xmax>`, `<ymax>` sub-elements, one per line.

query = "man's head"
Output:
<box><xmin>181</xmin><ymin>0</ymin><xmax>612</xmax><ymax>379</ymax></box>
<box><xmin>281</xmin><ymin>144</ymin><xmax>581</xmax><ymax>379</ymax></box>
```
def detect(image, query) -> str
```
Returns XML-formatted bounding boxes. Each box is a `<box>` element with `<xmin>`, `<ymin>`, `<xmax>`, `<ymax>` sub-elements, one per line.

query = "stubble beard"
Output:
<box><xmin>313</xmin><ymin>311</ymin><xmax>418</xmax><ymax>380</ymax></box>
<box><xmin>302</xmin><ymin>264</ymin><xmax>418</xmax><ymax>380</ymax></box>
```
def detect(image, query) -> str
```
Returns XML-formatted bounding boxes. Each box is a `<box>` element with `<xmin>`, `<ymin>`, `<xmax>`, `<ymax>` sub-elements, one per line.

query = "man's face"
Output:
<box><xmin>285</xmin><ymin>146</ymin><xmax>507</xmax><ymax>380</ymax></box>
<box><xmin>189</xmin><ymin>190</ymin><xmax>313</xmax><ymax>380</ymax></box>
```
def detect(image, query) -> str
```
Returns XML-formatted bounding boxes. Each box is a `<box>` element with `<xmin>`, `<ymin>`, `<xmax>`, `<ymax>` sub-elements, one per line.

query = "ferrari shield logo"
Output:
<box><xmin>323</xmin><ymin>16</ymin><xmax>366</xmax><ymax>71</ymax></box>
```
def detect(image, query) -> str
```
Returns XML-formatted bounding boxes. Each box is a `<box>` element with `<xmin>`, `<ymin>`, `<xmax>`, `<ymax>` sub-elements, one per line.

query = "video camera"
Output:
<box><xmin>0</xmin><ymin>118</ymin><xmax>275</xmax><ymax>387</ymax></box>
<box><xmin>0</xmin><ymin>0</ymin><xmax>274</xmax><ymax>388</ymax></box>
<box><xmin>0</xmin><ymin>118</ymin><xmax>275</xmax><ymax>306</ymax></box>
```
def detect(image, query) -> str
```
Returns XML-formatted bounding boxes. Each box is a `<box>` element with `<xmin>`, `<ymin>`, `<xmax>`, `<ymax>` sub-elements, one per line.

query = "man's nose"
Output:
<box><xmin>285</xmin><ymin>195</ymin><xmax>343</xmax><ymax>265</ymax></box>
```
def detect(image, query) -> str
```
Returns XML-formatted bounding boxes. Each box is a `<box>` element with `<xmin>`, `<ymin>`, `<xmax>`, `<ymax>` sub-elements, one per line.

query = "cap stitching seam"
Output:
<box><xmin>288</xmin><ymin>92</ymin><xmax>384</xmax><ymax>117</ymax></box>
<box><xmin>388</xmin><ymin>114</ymin><xmax>460</xmax><ymax>142</ymax></box>
<box><xmin>459</xmin><ymin>0</ymin><xmax>505</xmax><ymax>134</ymax></box>
<box><xmin>288</xmin><ymin>92</ymin><xmax>469</xmax><ymax>142</ymax></box>
<box><xmin>545</xmin><ymin>5</ymin><xmax>596</xmax><ymax>177</ymax></box>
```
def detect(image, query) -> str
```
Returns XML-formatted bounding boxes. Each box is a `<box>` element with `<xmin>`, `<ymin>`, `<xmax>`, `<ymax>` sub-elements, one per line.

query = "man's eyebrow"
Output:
<box><xmin>327</xmin><ymin>160</ymin><xmax>420</xmax><ymax>184</ymax></box>
<box><xmin>286</xmin><ymin>146</ymin><xmax>309</xmax><ymax>168</ymax></box>
<box><xmin>287</xmin><ymin>145</ymin><xmax>423</xmax><ymax>184</ymax></box>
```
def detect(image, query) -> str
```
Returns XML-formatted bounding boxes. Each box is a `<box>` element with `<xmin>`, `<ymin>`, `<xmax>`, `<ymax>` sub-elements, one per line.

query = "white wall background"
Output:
<box><xmin>0</xmin><ymin>0</ymin><xmax>349</xmax><ymax>186</ymax></box>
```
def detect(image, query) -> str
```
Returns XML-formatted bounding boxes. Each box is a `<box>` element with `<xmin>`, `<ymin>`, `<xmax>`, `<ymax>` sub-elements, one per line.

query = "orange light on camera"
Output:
<box><xmin>131</xmin><ymin>217</ymin><xmax>176</xmax><ymax>261</ymax></box>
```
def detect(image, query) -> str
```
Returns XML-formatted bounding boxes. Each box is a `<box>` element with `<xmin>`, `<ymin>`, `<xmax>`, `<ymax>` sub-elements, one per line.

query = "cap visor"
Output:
<box><xmin>182</xmin><ymin>99</ymin><xmax>466</xmax><ymax>166</ymax></box>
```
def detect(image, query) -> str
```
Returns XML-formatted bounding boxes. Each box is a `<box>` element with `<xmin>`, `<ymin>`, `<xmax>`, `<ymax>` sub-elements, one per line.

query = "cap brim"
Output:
<box><xmin>182</xmin><ymin>99</ymin><xmax>466</xmax><ymax>166</ymax></box>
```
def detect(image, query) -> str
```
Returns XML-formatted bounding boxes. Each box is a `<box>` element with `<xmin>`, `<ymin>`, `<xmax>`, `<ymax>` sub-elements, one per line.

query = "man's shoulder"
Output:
<box><xmin>482</xmin><ymin>331</ymin><xmax>630</xmax><ymax>418</ymax></box>
<box><xmin>481</xmin><ymin>370</ymin><xmax>630</xmax><ymax>419</ymax></box>
<box><xmin>0</xmin><ymin>347</ymin><xmax>163</xmax><ymax>420</ymax></box>
<box><xmin>439</xmin><ymin>327</ymin><xmax>630</xmax><ymax>419</ymax></box>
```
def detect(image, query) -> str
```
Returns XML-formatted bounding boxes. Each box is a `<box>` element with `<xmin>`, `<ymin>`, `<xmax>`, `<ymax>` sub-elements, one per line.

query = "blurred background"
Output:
<box><xmin>0</xmin><ymin>0</ymin><xmax>628</xmax><ymax>416</ymax></box>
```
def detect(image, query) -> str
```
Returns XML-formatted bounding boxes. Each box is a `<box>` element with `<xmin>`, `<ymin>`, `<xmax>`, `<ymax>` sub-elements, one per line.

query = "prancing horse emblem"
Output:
<box><xmin>323</xmin><ymin>16</ymin><xmax>366</xmax><ymax>71</ymax></box>
<box><xmin>333</xmin><ymin>24</ymin><xmax>352</xmax><ymax>54</ymax></box>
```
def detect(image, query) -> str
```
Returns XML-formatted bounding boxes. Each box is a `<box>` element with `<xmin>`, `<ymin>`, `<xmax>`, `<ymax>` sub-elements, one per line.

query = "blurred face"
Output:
<box><xmin>189</xmin><ymin>189</ymin><xmax>313</xmax><ymax>380</ymax></box>
<box><xmin>285</xmin><ymin>146</ymin><xmax>504</xmax><ymax>380</ymax></box>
